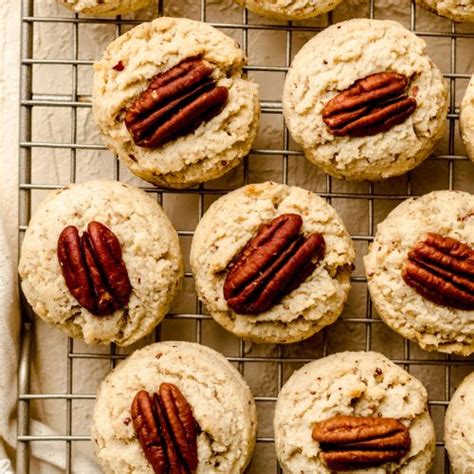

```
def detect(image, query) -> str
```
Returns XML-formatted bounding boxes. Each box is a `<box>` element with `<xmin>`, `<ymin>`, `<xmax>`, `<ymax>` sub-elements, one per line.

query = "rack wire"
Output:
<box><xmin>18</xmin><ymin>0</ymin><xmax>474</xmax><ymax>473</ymax></box>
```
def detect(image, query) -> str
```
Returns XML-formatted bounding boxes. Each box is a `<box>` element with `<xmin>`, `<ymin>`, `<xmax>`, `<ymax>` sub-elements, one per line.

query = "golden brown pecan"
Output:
<box><xmin>124</xmin><ymin>57</ymin><xmax>228</xmax><ymax>148</ymax></box>
<box><xmin>312</xmin><ymin>415</ymin><xmax>411</xmax><ymax>471</ymax></box>
<box><xmin>223</xmin><ymin>213</ymin><xmax>325</xmax><ymax>315</ymax></box>
<box><xmin>402</xmin><ymin>232</ymin><xmax>474</xmax><ymax>310</ymax></box>
<box><xmin>322</xmin><ymin>72</ymin><xmax>417</xmax><ymax>137</ymax></box>
<box><xmin>131</xmin><ymin>384</ymin><xmax>198</xmax><ymax>474</ymax></box>
<box><xmin>57</xmin><ymin>221</ymin><xmax>132</xmax><ymax>316</ymax></box>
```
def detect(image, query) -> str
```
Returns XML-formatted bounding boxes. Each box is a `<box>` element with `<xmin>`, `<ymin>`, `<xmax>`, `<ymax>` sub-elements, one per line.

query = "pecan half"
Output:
<box><xmin>57</xmin><ymin>221</ymin><xmax>131</xmax><ymax>316</ymax></box>
<box><xmin>402</xmin><ymin>233</ymin><xmax>474</xmax><ymax>310</ymax></box>
<box><xmin>124</xmin><ymin>57</ymin><xmax>228</xmax><ymax>148</ymax></box>
<box><xmin>322</xmin><ymin>72</ymin><xmax>417</xmax><ymax>137</ymax></box>
<box><xmin>223</xmin><ymin>213</ymin><xmax>325</xmax><ymax>315</ymax></box>
<box><xmin>312</xmin><ymin>415</ymin><xmax>411</xmax><ymax>471</ymax></box>
<box><xmin>131</xmin><ymin>383</ymin><xmax>198</xmax><ymax>474</ymax></box>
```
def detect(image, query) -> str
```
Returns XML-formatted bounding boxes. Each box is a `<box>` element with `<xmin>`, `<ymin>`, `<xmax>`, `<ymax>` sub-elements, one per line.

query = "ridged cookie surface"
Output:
<box><xmin>91</xmin><ymin>341</ymin><xmax>257</xmax><ymax>473</ymax></box>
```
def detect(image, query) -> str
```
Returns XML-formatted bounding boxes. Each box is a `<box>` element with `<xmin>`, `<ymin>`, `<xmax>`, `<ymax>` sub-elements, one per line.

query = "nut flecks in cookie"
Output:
<box><xmin>57</xmin><ymin>221</ymin><xmax>132</xmax><ymax>316</ymax></box>
<box><xmin>131</xmin><ymin>383</ymin><xmax>198</xmax><ymax>474</ymax></box>
<box><xmin>124</xmin><ymin>57</ymin><xmax>229</xmax><ymax>148</ymax></box>
<box><xmin>322</xmin><ymin>72</ymin><xmax>417</xmax><ymax>137</ymax></box>
<box><xmin>223</xmin><ymin>213</ymin><xmax>326</xmax><ymax>315</ymax></box>
<box><xmin>402</xmin><ymin>232</ymin><xmax>474</xmax><ymax>310</ymax></box>
<box><xmin>312</xmin><ymin>415</ymin><xmax>411</xmax><ymax>471</ymax></box>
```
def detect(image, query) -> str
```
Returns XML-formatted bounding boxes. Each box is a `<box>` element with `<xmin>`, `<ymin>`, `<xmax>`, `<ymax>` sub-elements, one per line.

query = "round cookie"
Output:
<box><xmin>416</xmin><ymin>0</ymin><xmax>474</xmax><ymax>22</ymax></box>
<box><xmin>274</xmin><ymin>351</ymin><xmax>436</xmax><ymax>473</ymax></box>
<box><xmin>58</xmin><ymin>0</ymin><xmax>151</xmax><ymax>15</ymax></box>
<box><xmin>283</xmin><ymin>19</ymin><xmax>448</xmax><ymax>181</ymax></box>
<box><xmin>233</xmin><ymin>0</ymin><xmax>343</xmax><ymax>20</ymax></box>
<box><xmin>460</xmin><ymin>75</ymin><xmax>474</xmax><ymax>162</ymax></box>
<box><xmin>445</xmin><ymin>371</ymin><xmax>474</xmax><ymax>473</ymax></box>
<box><xmin>190</xmin><ymin>181</ymin><xmax>355</xmax><ymax>344</ymax></box>
<box><xmin>364</xmin><ymin>190</ymin><xmax>474</xmax><ymax>356</ymax></box>
<box><xmin>92</xmin><ymin>341</ymin><xmax>257</xmax><ymax>473</ymax></box>
<box><xmin>19</xmin><ymin>180</ymin><xmax>183</xmax><ymax>346</ymax></box>
<box><xmin>93</xmin><ymin>17</ymin><xmax>260</xmax><ymax>189</ymax></box>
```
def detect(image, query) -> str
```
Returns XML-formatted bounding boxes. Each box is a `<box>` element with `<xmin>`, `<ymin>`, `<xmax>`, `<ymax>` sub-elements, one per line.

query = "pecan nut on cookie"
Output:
<box><xmin>283</xmin><ymin>19</ymin><xmax>448</xmax><ymax>181</ymax></box>
<box><xmin>190</xmin><ymin>182</ymin><xmax>355</xmax><ymax>344</ymax></box>
<box><xmin>93</xmin><ymin>17</ymin><xmax>260</xmax><ymax>189</ymax></box>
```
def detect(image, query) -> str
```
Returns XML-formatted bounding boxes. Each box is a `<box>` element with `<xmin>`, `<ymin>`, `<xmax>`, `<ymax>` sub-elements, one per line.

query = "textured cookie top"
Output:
<box><xmin>461</xmin><ymin>75</ymin><xmax>474</xmax><ymax>162</ymax></box>
<box><xmin>93</xmin><ymin>16</ymin><xmax>259</xmax><ymax>188</ymax></box>
<box><xmin>445</xmin><ymin>372</ymin><xmax>474</xmax><ymax>473</ymax></box>
<box><xmin>283</xmin><ymin>19</ymin><xmax>448</xmax><ymax>181</ymax></box>
<box><xmin>190</xmin><ymin>181</ymin><xmax>355</xmax><ymax>344</ymax></box>
<box><xmin>233</xmin><ymin>0</ymin><xmax>343</xmax><ymax>20</ymax></box>
<box><xmin>364</xmin><ymin>190</ymin><xmax>474</xmax><ymax>355</ymax></box>
<box><xmin>416</xmin><ymin>0</ymin><xmax>474</xmax><ymax>22</ymax></box>
<box><xmin>91</xmin><ymin>341</ymin><xmax>257</xmax><ymax>473</ymax></box>
<box><xmin>19</xmin><ymin>180</ymin><xmax>183</xmax><ymax>346</ymax></box>
<box><xmin>274</xmin><ymin>351</ymin><xmax>435</xmax><ymax>473</ymax></box>
<box><xmin>58</xmin><ymin>0</ymin><xmax>151</xmax><ymax>15</ymax></box>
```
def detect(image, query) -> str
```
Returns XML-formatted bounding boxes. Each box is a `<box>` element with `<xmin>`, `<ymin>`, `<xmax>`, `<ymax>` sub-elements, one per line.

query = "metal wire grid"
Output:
<box><xmin>17</xmin><ymin>0</ymin><xmax>474</xmax><ymax>472</ymax></box>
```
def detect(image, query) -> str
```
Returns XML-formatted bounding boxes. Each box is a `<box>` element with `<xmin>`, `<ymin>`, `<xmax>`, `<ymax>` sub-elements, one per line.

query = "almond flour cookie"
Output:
<box><xmin>274</xmin><ymin>351</ymin><xmax>436</xmax><ymax>473</ymax></box>
<box><xmin>190</xmin><ymin>181</ymin><xmax>355</xmax><ymax>344</ymax></box>
<box><xmin>416</xmin><ymin>0</ymin><xmax>474</xmax><ymax>22</ymax></box>
<box><xmin>233</xmin><ymin>0</ymin><xmax>343</xmax><ymax>20</ymax></box>
<box><xmin>283</xmin><ymin>19</ymin><xmax>448</xmax><ymax>181</ymax></box>
<box><xmin>93</xmin><ymin>17</ymin><xmax>260</xmax><ymax>189</ymax></box>
<box><xmin>91</xmin><ymin>341</ymin><xmax>257</xmax><ymax>473</ymax></box>
<box><xmin>364</xmin><ymin>190</ymin><xmax>474</xmax><ymax>356</ymax></box>
<box><xmin>461</xmin><ymin>75</ymin><xmax>474</xmax><ymax>162</ymax></box>
<box><xmin>58</xmin><ymin>0</ymin><xmax>151</xmax><ymax>15</ymax></box>
<box><xmin>19</xmin><ymin>180</ymin><xmax>183</xmax><ymax>346</ymax></box>
<box><xmin>445</xmin><ymin>371</ymin><xmax>474</xmax><ymax>473</ymax></box>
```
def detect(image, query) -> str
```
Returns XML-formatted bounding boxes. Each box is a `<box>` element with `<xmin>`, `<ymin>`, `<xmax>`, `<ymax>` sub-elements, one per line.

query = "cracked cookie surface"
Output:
<box><xmin>58</xmin><ymin>0</ymin><xmax>151</xmax><ymax>15</ymax></box>
<box><xmin>19</xmin><ymin>180</ymin><xmax>183</xmax><ymax>345</ymax></box>
<box><xmin>274</xmin><ymin>351</ymin><xmax>435</xmax><ymax>473</ymax></box>
<box><xmin>364</xmin><ymin>190</ymin><xmax>474</xmax><ymax>355</ymax></box>
<box><xmin>461</xmin><ymin>75</ymin><xmax>474</xmax><ymax>162</ymax></box>
<box><xmin>91</xmin><ymin>341</ymin><xmax>257</xmax><ymax>473</ymax></box>
<box><xmin>416</xmin><ymin>0</ymin><xmax>474</xmax><ymax>22</ymax></box>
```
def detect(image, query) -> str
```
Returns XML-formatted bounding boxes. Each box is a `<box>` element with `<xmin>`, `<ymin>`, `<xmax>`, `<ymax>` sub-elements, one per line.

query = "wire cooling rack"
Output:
<box><xmin>18</xmin><ymin>0</ymin><xmax>474</xmax><ymax>473</ymax></box>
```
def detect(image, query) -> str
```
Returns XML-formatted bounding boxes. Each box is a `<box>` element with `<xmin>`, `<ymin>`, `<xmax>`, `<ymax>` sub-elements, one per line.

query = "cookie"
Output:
<box><xmin>364</xmin><ymin>190</ymin><xmax>474</xmax><ymax>356</ymax></box>
<box><xmin>91</xmin><ymin>341</ymin><xmax>257</xmax><ymax>473</ymax></box>
<box><xmin>283</xmin><ymin>18</ymin><xmax>448</xmax><ymax>181</ymax></box>
<box><xmin>274</xmin><ymin>351</ymin><xmax>436</xmax><ymax>473</ymax></box>
<box><xmin>445</xmin><ymin>371</ymin><xmax>474</xmax><ymax>473</ymax></box>
<box><xmin>93</xmin><ymin>17</ymin><xmax>260</xmax><ymax>189</ymax></box>
<box><xmin>233</xmin><ymin>0</ymin><xmax>343</xmax><ymax>20</ymax></box>
<box><xmin>19</xmin><ymin>180</ymin><xmax>183</xmax><ymax>346</ymax></box>
<box><xmin>190</xmin><ymin>181</ymin><xmax>355</xmax><ymax>344</ymax></box>
<box><xmin>461</xmin><ymin>75</ymin><xmax>474</xmax><ymax>162</ymax></box>
<box><xmin>416</xmin><ymin>0</ymin><xmax>474</xmax><ymax>22</ymax></box>
<box><xmin>58</xmin><ymin>0</ymin><xmax>151</xmax><ymax>15</ymax></box>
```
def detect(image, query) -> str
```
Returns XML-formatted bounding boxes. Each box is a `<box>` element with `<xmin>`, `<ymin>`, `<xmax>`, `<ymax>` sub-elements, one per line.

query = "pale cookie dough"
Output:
<box><xmin>233</xmin><ymin>0</ymin><xmax>343</xmax><ymax>20</ymax></box>
<box><xmin>416</xmin><ymin>0</ymin><xmax>474</xmax><ymax>22</ymax></box>
<box><xmin>461</xmin><ymin>75</ymin><xmax>474</xmax><ymax>162</ymax></box>
<box><xmin>19</xmin><ymin>180</ymin><xmax>183</xmax><ymax>346</ymax></box>
<box><xmin>92</xmin><ymin>341</ymin><xmax>257</xmax><ymax>473</ymax></box>
<box><xmin>190</xmin><ymin>181</ymin><xmax>355</xmax><ymax>344</ymax></box>
<box><xmin>274</xmin><ymin>351</ymin><xmax>436</xmax><ymax>473</ymax></box>
<box><xmin>58</xmin><ymin>0</ymin><xmax>151</xmax><ymax>15</ymax></box>
<box><xmin>283</xmin><ymin>18</ymin><xmax>448</xmax><ymax>181</ymax></box>
<box><xmin>93</xmin><ymin>17</ymin><xmax>260</xmax><ymax>189</ymax></box>
<box><xmin>364</xmin><ymin>190</ymin><xmax>474</xmax><ymax>356</ymax></box>
<box><xmin>445</xmin><ymin>371</ymin><xmax>474</xmax><ymax>473</ymax></box>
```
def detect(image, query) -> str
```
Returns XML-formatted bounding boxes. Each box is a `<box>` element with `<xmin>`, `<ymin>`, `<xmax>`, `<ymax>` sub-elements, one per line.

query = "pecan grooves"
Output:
<box><xmin>322</xmin><ymin>72</ymin><xmax>417</xmax><ymax>137</ymax></box>
<box><xmin>57</xmin><ymin>221</ymin><xmax>131</xmax><ymax>316</ymax></box>
<box><xmin>402</xmin><ymin>233</ymin><xmax>474</xmax><ymax>310</ymax></box>
<box><xmin>312</xmin><ymin>415</ymin><xmax>411</xmax><ymax>471</ymax></box>
<box><xmin>223</xmin><ymin>213</ymin><xmax>325</xmax><ymax>315</ymax></box>
<box><xmin>124</xmin><ymin>57</ymin><xmax>228</xmax><ymax>148</ymax></box>
<box><xmin>131</xmin><ymin>384</ymin><xmax>198</xmax><ymax>474</ymax></box>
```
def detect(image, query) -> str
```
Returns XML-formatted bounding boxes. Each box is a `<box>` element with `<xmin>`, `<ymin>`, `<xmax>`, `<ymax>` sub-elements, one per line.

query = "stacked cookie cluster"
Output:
<box><xmin>19</xmin><ymin>8</ymin><xmax>474</xmax><ymax>474</ymax></box>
